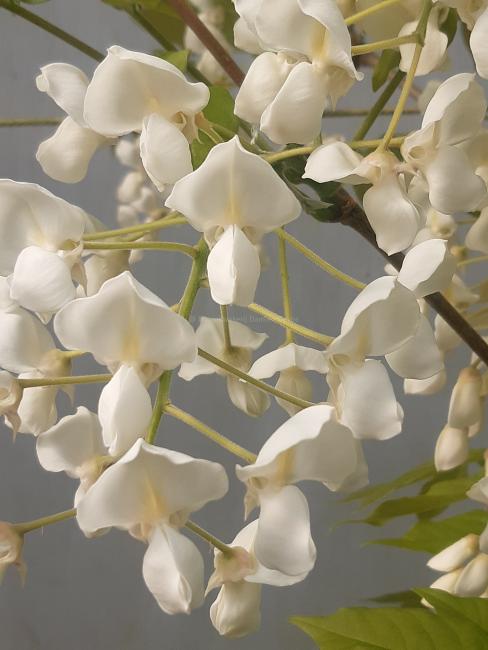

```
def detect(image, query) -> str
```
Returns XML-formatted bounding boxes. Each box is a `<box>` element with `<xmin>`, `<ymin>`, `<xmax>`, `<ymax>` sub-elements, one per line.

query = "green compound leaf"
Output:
<box><xmin>153</xmin><ymin>48</ymin><xmax>189</xmax><ymax>71</ymax></box>
<box><xmin>203</xmin><ymin>86</ymin><xmax>238</xmax><ymax>133</ymax></box>
<box><xmin>368</xmin><ymin>510</ymin><xmax>488</xmax><ymax>553</ymax></box>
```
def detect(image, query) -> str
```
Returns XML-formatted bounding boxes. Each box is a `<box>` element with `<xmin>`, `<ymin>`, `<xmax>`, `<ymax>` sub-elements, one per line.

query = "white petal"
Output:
<box><xmin>454</xmin><ymin>554</ymin><xmax>488</xmax><ymax>597</ymax></box>
<box><xmin>254</xmin><ymin>0</ymin><xmax>320</xmax><ymax>55</ymax></box>
<box><xmin>234</xmin><ymin>15</ymin><xmax>263</xmax><ymax>54</ymax></box>
<box><xmin>36</xmin><ymin>117</ymin><xmax>106</xmax><ymax>183</ymax></box>
<box><xmin>434</xmin><ymin>314</ymin><xmax>461</xmax><ymax>353</ymax></box>
<box><xmin>467</xmin><ymin>477</ymin><xmax>488</xmax><ymax>506</ymax></box>
<box><xmin>237</xmin><ymin>403</ymin><xmax>363</xmax><ymax>490</ymax></box>
<box><xmin>424</xmin><ymin>146</ymin><xmax>486</xmax><ymax>214</ymax></box>
<box><xmin>76</xmin><ymin>439</ymin><xmax>228</xmax><ymax>535</ymax></box>
<box><xmin>466</xmin><ymin>208</ymin><xmax>488</xmax><ymax>254</ymax></box>
<box><xmin>98</xmin><ymin>365</ymin><xmax>152</xmax><ymax>456</ymax></box>
<box><xmin>340</xmin><ymin>360</ymin><xmax>403</xmax><ymax>440</ymax></box>
<box><xmin>9</xmin><ymin>246</ymin><xmax>76</xmax><ymax>314</ymax></box>
<box><xmin>386</xmin><ymin>315</ymin><xmax>443</xmax><ymax>379</ymax></box>
<box><xmin>328</xmin><ymin>276</ymin><xmax>421</xmax><ymax>360</ymax></box>
<box><xmin>404</xmin><ymin>369</ymin><xmax>446</xmax><ymax>395</ymax></box>
<box><xmin>207</xmin><ymin>226</ymin><xmax>261</xmax><ymax>306</ymax></box>
<box><xmin>253</xmin><ymin>486</ymin><xmax>316</xmax><ymax>577</ymax></box>
<box><xmin>166</xmin><ymin>137</ymin><xmax>301</xmax><ymax>233</ymax></box>
<box><xmin>36</xmin><ymin>406</ymin><xmax>105</xmax><ymax>476</ymax></box>
<box><xmin>398</xmin><ymin>239</ymin><xmax>456</xmax><ymax>297</ymax></box>
<box><xmin>422</xmin><ymin>73</ymin><xmax>487</xmax><ymax>144</ymax></box>
<box><xmin>226</xmin><ymin>376</ymin><xmax>270</xmax><ymax>417</ymax></box>
<box><xmin>16</xmin><ymin>373</ymin><xmax>57</xmax><ymax>436</ymax></box>
<box><xmin>428</xmin><ymin>533</ymin><xmax>480</xmax><ymax>572</ymax></box>
<box><xmin>54</xmin><ymin>271</ymin><xmax>197</xmax><ymax>371</ymax></box>
<box><xmin>399</xmin><ymin>14</ymin><xmax>447</xmax><ymax>76</ymax></box>
<box><xmin>143</xmin><ymin>524</ymin><xmax>204</xmax><ymax>615</ymax></box>
<box><xmin>210</xmin><ymin>582</ymin><xmax>261</xmax><ymax>638</ymax></box>
<box><xmin>448</xmin><ymin>367</ymin><xmax>483</xmax><ymax>429</ymax></box>
<box><xmin>234</xmin><ymin>52</ymin><xmax>294</xmax><ymax>125</ymax></box>
<box><xmin>0</xmin><ymin>180</ymin><xmax>86</xmax><ymax>274</ymax></box>
<box><xmin>250</xmin><ymin>343</ymin><xmax>327</xmax><ymax>379</ymax></box>
<box><xmin>434</xmin><ymin>426</ymin><xmax>469</xmax><ymax>472</ymax></box>
<box><xmin>0</xmin><ymin>303</ymin><xmax>54</xmax><ymax>374</ymax></box>
<box><xmin>470</xmin><ymin>8</ymin><xmax>488</xmax><ymax>79</ymax></box>
<box><xmin>84</xmin><ymin>46</ymin><xmax>209</xmax><ymax>136</ymax></box>
<box><xmin>36</xmin><ymin>63</ymin><xmax>89</xmax><ymax>125</ymax></box>
<box><xmin>303</xmin><ymin>141</ymin><xmax>366</xmax><ymax>184</ymax></box>
<box><xmin>140</xmin><ymin>114</ymin><xmax>193</xmax><ymax>190</ymax></box>
<box><xmin>363</xmin><ymin>176</ymin><xmax>421</xmax><ymax>255</ymax></box>
<box><xmin>260</xmin><ymin>62</ymin><xmax>327</xmax><ymax>145</ymax></box>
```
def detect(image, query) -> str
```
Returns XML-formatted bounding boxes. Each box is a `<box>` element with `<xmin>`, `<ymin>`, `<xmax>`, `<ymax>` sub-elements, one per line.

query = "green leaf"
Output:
<box><xmin>416</xmin><ymin>589</ymin><xmax>488</xmax><ymax>634</ymax></box>
<box><xmin>190</xmin><ymin>131</ymin><xmax>216</xmax><ymax>168</ymax></box>
<box><xmin>368</xmin><ymin>591</ymin><xmax>423</xmax><ymax>608</ymax></box>
<box><xmin>153</xmin><ymin>49</ymin><xmax>189</xmax><ymax>71</ymax></box>
<box><xmin>203</xmin><ymin>86</ymin><xmax>238</xmax><ymax>133</ymax></box>
<box><xmin>353</xmin><ymin>474</ymin><xmax>482</xmax><ymax>527</ymax></box>
<box><xmin>372</xmin><ymin>49</ymin><xmax>400</xmax><ymax>92</ymax></box>
<box><xmin>440</xmin><ymin>9</ymin><xmax>457</xmax><ymax>46</ymax></box>
<box><xmin>103</xmin><ymin>1</ymin><xmax>186</xmax><ymax>45</ymax></box>
<box><xmin>369</xmin><ymin>510</ymin><xmax>488</xmax><ymax>553</ymax></box>
<box><xmin>292</xmin><ymin>603</ymin><xmax>487</xmax><ymax>649</ymax></box>
<box><xmin>344</xmin><ymin>449</ymin><xmax>485</xmax><ymax>508</ymax></box>
<box><xmin>13</xmin><ymin>0</ymin><xmax>50</xmax><ymax>4</ymax></box>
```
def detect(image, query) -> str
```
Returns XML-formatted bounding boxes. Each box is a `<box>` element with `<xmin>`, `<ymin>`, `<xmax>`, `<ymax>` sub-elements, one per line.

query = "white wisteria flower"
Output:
<box><xmin>83</xmin><ymin>46</ymin><xmax>210</xmax><ymax>189</ymax></box>
<box><xmin>208</xmin><ymin>520</ymin><xmax>307</xmax><ymax>638</ymax></box>
<box><xmin>234</xmin><ymin>0</ymin><xmax>362</xmax><ymax>144</ymax></box>
<box><xmin>179</xmin><ymin>317</ymin><xmax>269</xmax><ymax>417</ymax></box>
<box><xmin>76</xmin><ymin>438</ymin><xmax>228</xmax><ymax>614</ymax></box>
<box><xmin>249</xmin><ymin>342</ymin><xmax>327</xmax><ymax>416</ymax></box>
<box><xmin>36</xmin><ymin>63</ymin><xmax>110</xmax><ymax>182</ymax></box>
<box><xmin>0</xmin><ymin>180</ymin><xmax>90</xmax><ymax>316</ymax></box>
<box><xmin>236</xmin><ymin>404</ymin><xmax>367</xmax><ymax>576</ymax></box>
<box><xmin>401</xmin><ymin>73</ymin><xmax>487</xmax><ymax>215</ymax></box>
<box><xmin>166</xmin><ymin>137</ymin><xmax>300</xmax><ymax>305</ymax></box>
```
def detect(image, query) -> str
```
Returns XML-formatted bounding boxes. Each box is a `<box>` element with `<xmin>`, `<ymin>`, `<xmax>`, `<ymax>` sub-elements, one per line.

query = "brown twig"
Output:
<box><xmin>164</xmin><ymin>0</ymin><xmax>245</xmax><ymax>85</ymax></box>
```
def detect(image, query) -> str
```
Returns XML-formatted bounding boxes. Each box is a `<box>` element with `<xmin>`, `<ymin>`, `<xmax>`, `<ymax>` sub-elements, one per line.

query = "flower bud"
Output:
<box><xmin>454</xmin><ymin>553</ymin><xmax>488</xmax><ymax>597</ymax></box>
<box><xmin>207</xmin><ymin>546</ymin><xmax>257</xmax><ymax>594</ymax></box>
<box><xmin>0</xmin><ymin>371</ymin><xmax>22</xmax><ymax>434</ymax></box>
<box><xmin>448</xmin><ymin>367</ymin><xmax>483</xmax><ymax>429</ymax></box>
<box><xmin>422</xmin><ymin>569</ymin><xmax>462</xmax><ymax>607</ymax></box>
<box><xmin>0</xmin><ymin>522</ymin><xmax>26</xmax><ymax>584</ymax></box>
<box><xmin>434</xmin><ymin>426</ymin><xmax>469</xmax><ymax>472</ymax></box>
<box><xmin>427</xmin><ymin>534</ymin><xmax>479</xmax><ymax>572</ymax></box>
<box><xmin>210</xmin><ymin>581</ymin><xmax>262</xmax><ymax>638</ymax></box>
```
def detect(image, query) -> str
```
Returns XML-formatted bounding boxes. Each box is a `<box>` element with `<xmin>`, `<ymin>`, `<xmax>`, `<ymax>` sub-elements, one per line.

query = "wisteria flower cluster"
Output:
<box><xmin>1</xmin><ymin>0</ymin><xmax>488</xmax><ymax>644</ymax></box>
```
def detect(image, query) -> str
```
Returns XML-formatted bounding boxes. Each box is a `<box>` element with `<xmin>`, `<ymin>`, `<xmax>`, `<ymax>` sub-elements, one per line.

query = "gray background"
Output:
<box><xmin>0</xmin><ymin>3</ymin><xmax>481</xmax><ymax>649</ymax></box>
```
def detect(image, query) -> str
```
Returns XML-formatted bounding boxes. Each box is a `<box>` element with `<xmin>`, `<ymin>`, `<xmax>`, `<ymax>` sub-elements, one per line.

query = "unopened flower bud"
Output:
<box><xmin>0</xmin><ymin>522</ymin><xmax>26</xmax><ymax>584</ymax></box>
<box><xmin>448</xmin><ymin>367</ymin><xmax>483</xmax><ymax>429</ymax></box>
<box><xmin>422</xmin><ymin>569</ymin><xmax>462</xmax><ymax>607</ymax></box>
<box><xmin>454</xmin><ymin>553</ymin><xmax>488</xmax><ymax>597</ymax></box>
<box><xmin>428</xmin><ymin>534</ymin><xmax>479</xmax><ymax>572</ymax></box>
<box><xmin>434</xmin><ymin>426</ymin><xmax>469</xmax><ymax>472</ymax></box>
<box><xmin>207</xmin><ymin>546</ymin><xmax>257</xmax><ymax>594</ymax></box>
<box><xmin>0</xmin><ymin>371</ymin><xmax>22</xmax><ymax>434</ymax></box>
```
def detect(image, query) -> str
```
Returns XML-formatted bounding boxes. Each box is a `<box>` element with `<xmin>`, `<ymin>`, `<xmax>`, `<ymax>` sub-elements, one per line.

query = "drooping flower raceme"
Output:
<box><xmin>234</xmin><ymin>0</ymin><xmax>362</xmax><ymax>144</ymax></box>
<box><xmin>76</xmin><ymin>438</ymin><xmax>228</xmax><ymax>614</ymax></box>
<box><xmin>166</xmin><ymin>137</ymin><xmax>301</xmax><ymax>305</ymax></box>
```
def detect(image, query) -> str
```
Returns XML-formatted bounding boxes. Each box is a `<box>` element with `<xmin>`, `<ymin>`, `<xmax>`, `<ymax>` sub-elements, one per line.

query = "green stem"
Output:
<box><xmin>278</xmin><ymin>230</ymin><xmax>366</xmax><ymax>291</ymax></box>
<box><xmin>83</xmin><ymin>216</ymin><xmax>186</xmax><ymax>241</ymax></box>
<box><xmin>146</xmin><ymin>239</ymin><xmax>208</xmax><ymax>445</ymax></box>
<box><xmin>379</xmin><ymin>0</ymin><xmax>433</xmax><ymax>150</ymax></box>
<box><xmin>185</xmin><ymin>520</ymin><xmax>233</xmax><ymax>555</ymax></box>
<box><xmin>325</xmin><ymin>108</ymin><xmax>419</xmax><ymax>118</ymax></box>
<box><xmin>351</xmin><ymin>34</ymin><xmax>419</xmax><ymax>57</ymax></box>
<box><xmin>278</xmin><ymin>230</ymin><xmax>294</xmax><ymax>344</ymax></box>
<box><xmin>14</xmin><ymin>508</ymin><xmax>76</xmax><ymax>534</ymax></box>
<box><xmin>0</xmin><ymin>1</ymin><xmax>103</xmax><ymax>61</ymax></box>
<box><xmin>83</xmin><ymin>241</ymin><xmax>196</xmax><ymax>257</ymax></box>
<box><xmin>0</xmin><ymin>118</ymin><xmax>61</xmax><ymax>127</ymax></box>
<box><xmin>248</xmin><ymin>303</ymin><xmax>333</xmax><ymax>346</ymax></box>
<box><xmin>165</xmin><ymin>404</ymin><xmax>256</xmax><ymax>463</ymax></box>
<box><xmin>198</xmin><ymin>348</ymin><xmax>314</xmax><ymax>409</ymax></box>
<box><xmin>220</xmin><ymin>305</ymin><xmax>233</xmax><ymax>352</ymax></box>
<box><xmin>18</xmin><ymin>374</ymin><xmax>111</xmax><ymax>388</ymax></box>
<box><xmin>353</xmin><ymin>70</ymin><xmax>405</xmax><ymax>141</ymax></box>
<box><xmin>264</xmin><ymin>146</ymin><xmax>314</xmax><ymax>164</ymax></box>
<box><xmin>345</xmin><ymin>0</ymin><xmax>403</xmax><ymax>25</ymax></box>
<box><xmin>350</xmin><ymin>136</ymin><xmax>404</xmax><ymax>149</ymax></box>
